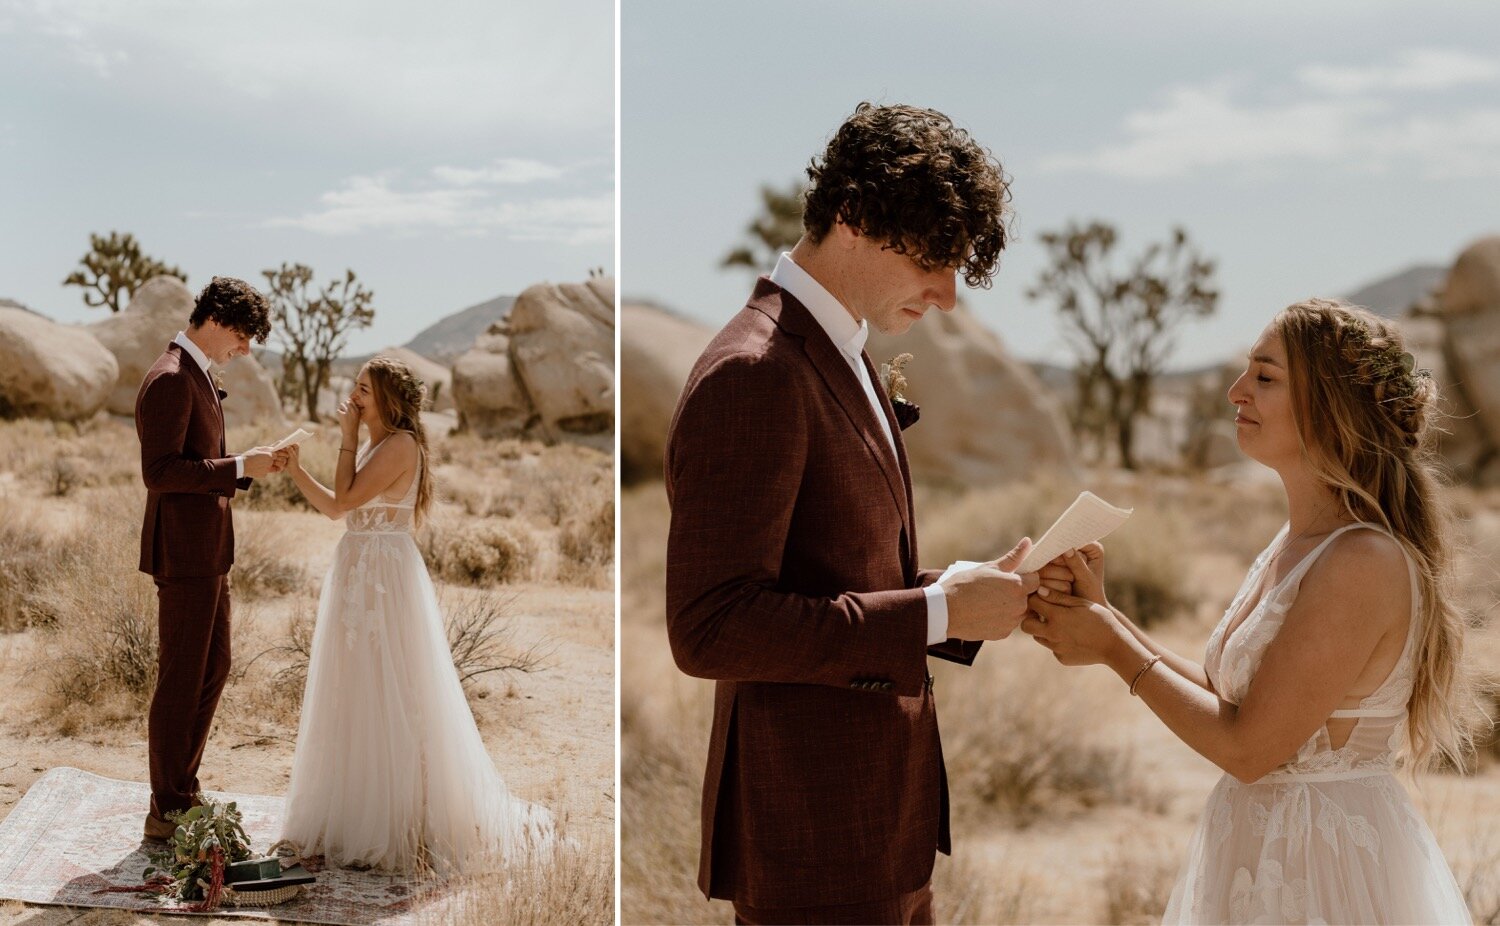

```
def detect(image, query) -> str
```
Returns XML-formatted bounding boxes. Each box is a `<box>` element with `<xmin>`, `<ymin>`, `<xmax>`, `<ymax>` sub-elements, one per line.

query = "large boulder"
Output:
<box><xmin>451</xmin><ymin>328</ymin><xmax>536</xmax><ymax>436</ymax></box>
<box><xmin>0</xmin><ymin>307</ymin><xmax>118</xmax><ymax>420</ymax></box>
<box><xmin>867</xmin><ymin>302</ymin><xmax>1078</xmax><ymax>486</ymax></box>
<box><xmin>372</xmin><ymin>346</ymin><xmax>454</xmax><ymax>413</ymax></box>
<box><xmin>452</xmin><ymin>277</ymin><xmax>614</xmax><ymax>450</ymax></box>
<box><xmin>90</xmin><ymin>276</ymin><xmax>285</xmax><ymax>429</ymax></box>
<box><xmin>620</xmin><ymin>303</ymin><xmax>715</xmax><ymax>482</ymax></box>
<box><xmin>1435</xmin><ymin>237</ymin><xmax>1500</xmax><ymax>479</ymax></box>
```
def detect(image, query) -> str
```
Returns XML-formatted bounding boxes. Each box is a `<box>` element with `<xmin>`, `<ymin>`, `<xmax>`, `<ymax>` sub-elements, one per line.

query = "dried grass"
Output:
<box><xmin>1101</xmin><ymin>838</ymin><xmax>1181</xmax><ymax>924</ymax></box>
<box><xmin>421</xmin><ymin>832</ymin><xmax>614</xmax><ymax>926</ymax></box>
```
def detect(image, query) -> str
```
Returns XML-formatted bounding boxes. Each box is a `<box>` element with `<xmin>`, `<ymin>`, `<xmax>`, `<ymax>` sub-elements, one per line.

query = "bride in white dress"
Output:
<box><xmin>1025</xmin><ymin>299</ymin><xmax>1476</xmax><ymax>924</ymax></box>
<box><xmin>276</xmin><ymin>356</ymin><xmax>553</xmax><ymax>876</ymax></box>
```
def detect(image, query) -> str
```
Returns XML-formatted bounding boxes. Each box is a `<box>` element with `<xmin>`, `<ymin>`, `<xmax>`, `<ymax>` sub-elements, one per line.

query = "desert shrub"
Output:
<box><xmin>1102</xmin><ymin>839</ymin><xmax>1181</xmax><ymax>924</ymax></box>
<box><xmin>940</xmin><ymin>650</ymin><xmax>1168</xmax><ymax>825</ymax></box>
<box><xmin>558</xmin><ymin>496</ymin><xmax>614</xmax><ymax>588</ymax></box>
<box><xmin>420</xmin><ymin>517</ymin><xmax>538</xmax><ymax>586</ymax></box>
<box><xmin>1099</xmin><ymin>505</ymin><xmax>1195</xmax><ymax>627</ymax></box>
<box><xmin>230</xmin><ymin>514</ymin><xmax>306</xmax><ymax>599</ymax></box>
<box><xmin>0</xmin><ymin>500</ymin><xmax>79</xmax><ymax>631</ymax></box>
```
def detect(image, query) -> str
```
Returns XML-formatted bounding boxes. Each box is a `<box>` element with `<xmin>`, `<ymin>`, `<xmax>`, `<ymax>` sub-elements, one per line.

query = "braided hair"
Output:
<box><xmin>362</xmin><ymin>356</ymin><xmax>433</xmax><ymax>527</ymax></box>
<box><xmin>1274</xmin><ymin>298</ymin><xmax>1479</xmax><ymax>771</ymax></box>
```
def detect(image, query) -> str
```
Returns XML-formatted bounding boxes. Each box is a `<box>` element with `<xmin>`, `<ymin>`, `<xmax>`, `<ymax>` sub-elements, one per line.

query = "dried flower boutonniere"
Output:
<box><xmin>879</xmin><ymin>352</ymin><xmax>921</xmax><ymax>431</ymax></box>
<box><xmin>213</xmin><ymin>369</ymin><xmax>228</xmax><ymax>401</ymax></box>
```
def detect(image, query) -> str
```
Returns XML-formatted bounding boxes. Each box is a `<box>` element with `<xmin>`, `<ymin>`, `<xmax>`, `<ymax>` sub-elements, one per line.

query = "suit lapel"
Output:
<box><xmin>172</xmin><ymin>343</ymin><xmax>226</xmax><ymax>455</ymax></box>
<box><xmin>748</xmin><ymin>280</ymin><xmax>911</xmax><ymax>538</ymax></box>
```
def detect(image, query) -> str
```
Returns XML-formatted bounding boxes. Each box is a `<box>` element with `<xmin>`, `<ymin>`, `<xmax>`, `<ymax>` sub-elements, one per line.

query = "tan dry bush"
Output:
<box><xmin>1101</xmin><ymin>838</ymin><xmax>1181</xmax><ymax>924</ymax></box>
<box><xmin>421</xmin><ymin>833</ymin><xmax>613</xmax><ymax>926</ymax></box>
<box><xmin>934</xmin><ymin>848</ymin><xmax>1036</xmax><ymax>924</ymax></box>
<box><xmin>229</xmin><ymin>512</ymin><xmax>306</xmax><ymax>600</ymax></box>
<box><xmin>419</xmin><ymin>517</ymin><xmax>538</xmax><ymax>586</ymax></box>
<box><xmin>0</xmin><ymin>416</ymin><xmax>141</xmax><ymax>492</ymax></box>
<box><xmin>28</xmin><ymin>493</ymin><xmax>161</xmax><ymax>729</ymax></box>
<box><xmin>558</xmin><ymin>496</ymin><xmax>614</xmax><ymax>588</ymax></box>
<box><xmin>0</xmin><ymin>497</ymin><xmax>79</xmax><ymax>631</ymax></box>
<box><xmin>940</xmin><ymin>646</ymin><xmax>1167</xmax><ymax>825</ymax></box>
<box><xmin>620</xmin><ymin>678</ymin><xmax>720</xmax><ymax>926</ymax></box>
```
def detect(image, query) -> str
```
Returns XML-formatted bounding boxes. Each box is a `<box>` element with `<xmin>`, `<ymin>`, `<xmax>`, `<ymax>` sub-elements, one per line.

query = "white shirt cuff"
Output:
<box><xmin>235</xmin><ymin>455</ymin><xmax>245</xmax><ymax>479</ymax></box>
<box><xmin>924</xmin><ymin>582</ymin><xmax>949</xmax><ymax>645</ymax></box>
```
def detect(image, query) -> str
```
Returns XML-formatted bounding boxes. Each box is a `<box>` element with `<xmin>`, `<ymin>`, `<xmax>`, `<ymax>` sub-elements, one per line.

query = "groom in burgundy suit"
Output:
<box><xmin>665</xmin><ymin>104</ymin><xmax>1039</xmax><ymax>924</ymax></box>
<box><xmin>135</xmin><ymin>276</ymin><xmax>284</xmax><ymax>840</ymax></box>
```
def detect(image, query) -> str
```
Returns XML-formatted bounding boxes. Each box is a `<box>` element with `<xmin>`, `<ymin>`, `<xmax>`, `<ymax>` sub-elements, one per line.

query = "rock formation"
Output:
<box><xmin>0</xmin><ymin>307</ymin><xmax>118</xmax><ymax>420</ymax></box>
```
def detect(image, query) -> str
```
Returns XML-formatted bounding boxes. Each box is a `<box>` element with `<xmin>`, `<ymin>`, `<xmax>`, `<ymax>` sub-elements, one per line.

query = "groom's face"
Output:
<box><xmin>846</xmin><ymin>232</ymin><xmax>959</xmax><ymax>335</ymax></box>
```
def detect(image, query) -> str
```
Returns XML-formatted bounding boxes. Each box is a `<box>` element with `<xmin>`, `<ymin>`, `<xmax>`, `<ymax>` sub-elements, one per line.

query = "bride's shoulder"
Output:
<box><xmin>1298</xmin><ymin>527</ymin><xmax>1411</xmax><ymax>620</ymax></box>
<box><xmin>374</xmin><ymin>431</ymin><xmax>420</xmax><ymax>466</ymax></box>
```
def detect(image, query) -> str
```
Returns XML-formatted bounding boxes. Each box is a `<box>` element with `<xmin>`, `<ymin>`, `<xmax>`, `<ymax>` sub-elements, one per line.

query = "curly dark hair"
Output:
<box><xmin>189</xmin><ymin>276</ymin><xmax>272</xmax><ymax>343</ymax></box>
<box><xmin>803</xmin><ymin>102</ymin><xmax>1011</xmax><ymax>288</ymax></box>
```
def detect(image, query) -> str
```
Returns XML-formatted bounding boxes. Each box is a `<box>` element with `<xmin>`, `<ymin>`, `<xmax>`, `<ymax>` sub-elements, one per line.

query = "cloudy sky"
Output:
<box><xmin>624</xmin><ymin>0</ymin><xmax>1500</xmax><ymax>368</ymax></box>
<box><xmin>0</xmin><ymin>0</ymin><xmax>613</xmax><ymax>354</ymax></box>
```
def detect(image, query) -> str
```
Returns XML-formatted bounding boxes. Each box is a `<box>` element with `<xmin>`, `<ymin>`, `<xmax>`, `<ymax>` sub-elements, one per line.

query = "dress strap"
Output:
<box><xmin>1274</xmin><ymin>522</ymin><xmax>1389</xmax><ymax>594</ymax></box>
<box><xmin>1328</xmin><ymin>707</ymin><xmax>1405</xmax><ymax>718</ymax></box>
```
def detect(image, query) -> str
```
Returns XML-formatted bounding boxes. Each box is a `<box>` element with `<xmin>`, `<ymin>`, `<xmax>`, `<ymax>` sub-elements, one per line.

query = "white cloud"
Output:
<box><xmin>431</xmin><ymin>159</ymin><xmax>567</xmax><ymax>186</ymax></box>
<box><xmin>266</xmin><ymin>165</ymin><xmax>612</xmax><ymax>244</ymax></box>
<box><xmin>1042</xmin><ymin>49</ymin><xmax>1500</xmax><ymax>181</ymax></box>
<box><xmin>1299</xmin><ymin>48</ymin><xmax>1500</xmax><ymax>95</ymax></box>
<box><xmin>3</xmin><ymin>0</ymin><xmax>610</xmax><ymax>138</ymax></box>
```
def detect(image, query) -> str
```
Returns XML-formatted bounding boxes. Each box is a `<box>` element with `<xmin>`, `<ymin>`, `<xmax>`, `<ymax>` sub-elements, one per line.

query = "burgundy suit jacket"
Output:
<box><xmin>664</xmin><ymin>278</ymin><xmax>981</xmax><ymax>909</ymax></box>
<box><xmin>135</xmin><ymin>342</ymin><xmax>251</xmax><ymax>578</ymax></box>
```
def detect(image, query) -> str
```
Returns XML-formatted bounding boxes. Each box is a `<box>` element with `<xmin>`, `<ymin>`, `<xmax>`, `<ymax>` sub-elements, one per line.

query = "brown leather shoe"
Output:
<box><xmin>144</xmin><ymin>812</ymin><xmax>176</xmax><ymax>842</ymax></box>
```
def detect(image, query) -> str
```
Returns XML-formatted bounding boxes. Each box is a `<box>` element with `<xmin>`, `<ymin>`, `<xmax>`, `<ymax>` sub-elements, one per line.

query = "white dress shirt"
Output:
<box><xmin>173</xmin><ymin>331</ymin><xmax>244</xmax><ymax>479</ymax></box>
<box><xmin>769</xmin><ymin>253</ymin><xmax>950</xmax><ymax>645</ymax></box>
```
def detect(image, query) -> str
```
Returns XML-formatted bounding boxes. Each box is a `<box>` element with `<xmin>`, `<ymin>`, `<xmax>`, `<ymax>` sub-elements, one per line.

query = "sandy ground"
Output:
<box><xmin>0</xmin><ymin>481</ymin><xmax>613</xmax><ymax>924</ymax></box>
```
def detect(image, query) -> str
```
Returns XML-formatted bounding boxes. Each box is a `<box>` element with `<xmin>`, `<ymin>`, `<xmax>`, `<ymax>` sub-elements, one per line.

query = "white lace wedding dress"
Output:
<box><xmin>1162</xmin><ymin>522</ymin><xmax>1469</xmax><ymax>924</ymax></box>
<box><xmin>279</xmin><ymin>441</ymin><xmax>553</xmax><ymax>876</ymax></box>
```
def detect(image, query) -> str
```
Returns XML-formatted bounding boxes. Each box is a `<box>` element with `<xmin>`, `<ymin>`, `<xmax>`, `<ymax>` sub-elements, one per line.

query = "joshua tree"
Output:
<box><xmin>63</xmin><ymin>231</ymin><xmax>186</xmax><ymax>312</ymax></box>
<box><xmin>1028</xmin><ymin>221</ymin><xmax>1219</xmax><ymax>470</ymax></box>
<box><xmin>721</xmin><ymin>181</ymin><xmax>807</xmax><ymax>274</ymax></box>
<box><xmin>263</xmin><ymin>263</ymin><xmax>375</xmax><ymax>421</ymax></box>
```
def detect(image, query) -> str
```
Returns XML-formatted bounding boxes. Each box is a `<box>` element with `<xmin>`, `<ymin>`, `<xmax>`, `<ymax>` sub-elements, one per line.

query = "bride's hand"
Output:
<box><xmin>1047</xmin><ymin>542</ymin><xmax>1106</xmax><ymax>605</ymax></box>
<box><xmin>1022</xmin><ymin>586</ymin><xmax>1128</xmax><ymax>667</ymax></box>
<box><xmin>337</xmin><ymin>397</ymin><xmax>361</xmax><ymax>438</ymax></box>
<box><xmin>284</xmin><ymin>443</ymin><xmax>302</xmax><ymax>474</ymax></box>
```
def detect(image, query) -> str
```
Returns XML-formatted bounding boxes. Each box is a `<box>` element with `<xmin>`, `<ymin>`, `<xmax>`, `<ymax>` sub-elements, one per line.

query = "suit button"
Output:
<box><xmin>881</xmin><ymin>681</ymin><xmax>894</xmax><ymax>691</ymax></box>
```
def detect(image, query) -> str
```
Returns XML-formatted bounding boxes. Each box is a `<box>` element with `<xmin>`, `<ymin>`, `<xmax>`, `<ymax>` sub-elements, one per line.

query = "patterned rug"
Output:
<box><xmin>0</xmin><ymin>767</ymin><xmax>444</xmax><ymax>924</ymax></box>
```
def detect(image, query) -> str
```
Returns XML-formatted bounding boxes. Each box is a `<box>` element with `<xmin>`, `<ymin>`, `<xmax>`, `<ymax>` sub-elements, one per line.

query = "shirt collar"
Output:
<box><xmin>769</xmin><ymin>252</ymin><xmax>869</xmax><ymax>362</ymax></box>
<box><xmin>172</xmin><ymin>330</ymin><xmax>213</xmax><ymax>373</ymax></box>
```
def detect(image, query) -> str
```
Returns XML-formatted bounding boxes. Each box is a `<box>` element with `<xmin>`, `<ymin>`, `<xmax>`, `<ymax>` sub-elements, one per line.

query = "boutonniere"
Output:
<box><xmin>879</xmin><ymin>352</ymin><xmax>921</xmax><ymax>431</ymax></box>
<box><xmin>213</xmin><ymin>370</ymin><xmax>228</xmax><ymax>400</ymax></box>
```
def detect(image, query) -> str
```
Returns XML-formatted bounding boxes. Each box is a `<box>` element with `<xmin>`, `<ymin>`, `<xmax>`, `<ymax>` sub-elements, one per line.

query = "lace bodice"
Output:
<box><xmin>1204</xmin><ymin>522</ymin><xmax>1420</xmax><ymax>782</ymax></box>
<box><xmin>343</xmin><ymin>438</ymin><xmax>421</xmax><ymax>534</ymax></box>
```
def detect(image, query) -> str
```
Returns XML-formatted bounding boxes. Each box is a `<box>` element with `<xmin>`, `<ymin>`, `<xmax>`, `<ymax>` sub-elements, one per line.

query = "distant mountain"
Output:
<box><xmin>1341</xmin><ymin>264</ymin><xmax>1446</xmax><ymax>318</ymax></box>
<box><xmin>403</xmin><ymin>295</ymin><xmax>515</xmax><ymax>363</ymax></box>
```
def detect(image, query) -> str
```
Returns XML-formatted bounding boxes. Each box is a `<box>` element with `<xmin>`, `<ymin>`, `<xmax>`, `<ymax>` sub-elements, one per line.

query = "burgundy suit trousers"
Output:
<box><xmin>733</xmin><ymin>879</ymin><xmax>934</xmax><ymax>925</ymax></box>
<box><xmin>148</xmin><ymin>574</ymin><xmax>232</xmax><ymax>818</ymax></box>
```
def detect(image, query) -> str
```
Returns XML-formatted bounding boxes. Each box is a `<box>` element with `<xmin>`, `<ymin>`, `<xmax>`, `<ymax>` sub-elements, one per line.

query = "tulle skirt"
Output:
<box><xmin>279</xmin><ymin>530</ymin><xmax>553</xmax><ymax>876</ymax></box>
<box><xmin>1163</xmin><ymin>771</ymin><xmax>1469</xmax><ymax>924</ymax></box>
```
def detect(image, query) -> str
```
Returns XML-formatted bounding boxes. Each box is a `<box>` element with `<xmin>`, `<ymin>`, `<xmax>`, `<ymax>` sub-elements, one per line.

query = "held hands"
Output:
<box><xmin>943</xmin><ymin>538</ymin><xmax>1043</xmax><ymax>641</ymax></box>
<box><xmin>1021</xmin><ymin>543</ymin><xmax>1127</xmax><ymax>666</ymax></box>
<box><xmin>283</xmin><ymin>443</ymin><xmax>302</xmax><ymax>475</ymax></box>
<box><xmin>242</xmin><ymin>445</ymin><xmax>289</xmax><ymax>478</ymax></box>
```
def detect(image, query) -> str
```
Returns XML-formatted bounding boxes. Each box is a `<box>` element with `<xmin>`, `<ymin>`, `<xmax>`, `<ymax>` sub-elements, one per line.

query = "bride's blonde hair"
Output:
<box><xmin>1274</xmin><ymin>298</ymin><xmax>1483</xmax><ymax>771</ymax></box>
<box><xmin>363</xmin><ymin>356</ymin><xmax>433</xmax><ymax>527</ymax></box>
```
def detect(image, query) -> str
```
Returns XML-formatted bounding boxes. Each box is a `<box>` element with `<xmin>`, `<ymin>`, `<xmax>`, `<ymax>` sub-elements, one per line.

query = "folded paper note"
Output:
<box><xmin>269</xmin><ymin>428</ymin><xmax>314</xmax><ymax>452</ymax></box>
<box><xmin>1014</xmin><ymin>491</ymin><xmax>1133</xmax><ymax>573</ymax></box>
<box><xmin>935</xmin><ymin>491</ymin><xmax>1133</xmax><ymax>584</ymax></box>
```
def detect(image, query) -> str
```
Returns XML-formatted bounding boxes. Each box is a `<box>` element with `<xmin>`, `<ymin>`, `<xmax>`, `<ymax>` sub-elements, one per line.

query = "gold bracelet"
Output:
<box><xmin>340</xmin><ymin>447</ymin><xmax>356</xmax><ymax>454</ymax></box>
<box><xmin>1129</xmin><ymin>655</ymin><xmax>1163</xmax><ymax>696</ymax></box>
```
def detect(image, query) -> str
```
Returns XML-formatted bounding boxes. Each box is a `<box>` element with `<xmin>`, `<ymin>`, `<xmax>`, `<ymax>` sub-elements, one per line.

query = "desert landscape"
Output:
<box><xmin>0</xmin><ymin>276</ymin><xmax>616</xmax><ymax>925</ymax></box>
<box><xmin>620</xmin><ymin>236</ymin><xmax>1500</xmax><ymax>924</ymax></box>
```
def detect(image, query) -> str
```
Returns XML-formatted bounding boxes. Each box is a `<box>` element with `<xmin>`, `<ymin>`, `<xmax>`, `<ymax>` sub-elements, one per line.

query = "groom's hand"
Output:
<box><xmin>243</xmin><ymin>446</ymin><xmax>277</xmax><ymax>478</ymax></box>
<box><xmin>943</xmin><ymin>538</ymin><xmax>1042</xmax><ymax>641</ymax></box>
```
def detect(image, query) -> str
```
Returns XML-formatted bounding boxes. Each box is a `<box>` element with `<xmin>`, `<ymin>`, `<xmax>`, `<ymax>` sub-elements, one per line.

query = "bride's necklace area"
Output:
<box><xmin>1266</xmin><ymin>496</ymin><xmax>1346</xmax><ymax>578</ymax></box>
